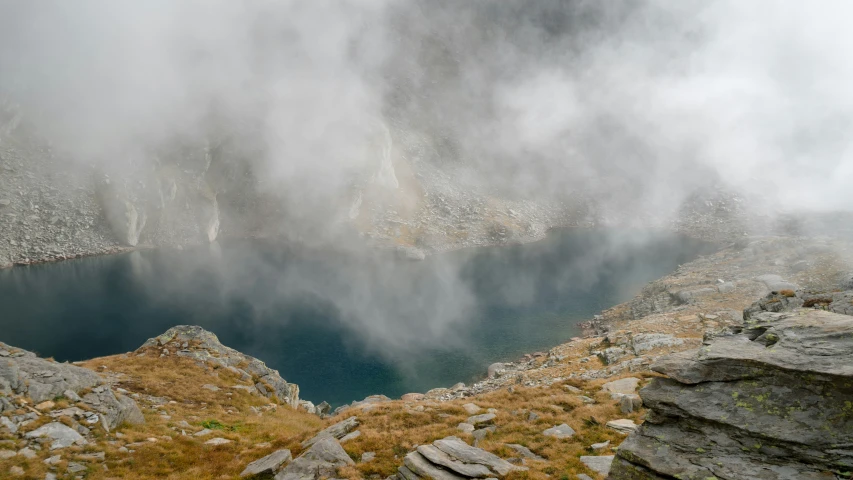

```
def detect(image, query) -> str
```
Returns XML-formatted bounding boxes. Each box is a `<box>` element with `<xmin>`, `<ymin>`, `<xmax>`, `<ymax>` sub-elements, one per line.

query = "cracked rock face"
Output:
<box><xmin>608</xmin><ymin>309</ymin><xmax>853</xmax><ymax>480</ymax></box>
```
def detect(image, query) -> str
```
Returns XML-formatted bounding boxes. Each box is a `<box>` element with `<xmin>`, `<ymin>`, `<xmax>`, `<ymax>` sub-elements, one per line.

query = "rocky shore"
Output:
<box><xmin>2</xmin><ymin>234</ymin><xmax>853</xmax><ymax>479</ymax></box>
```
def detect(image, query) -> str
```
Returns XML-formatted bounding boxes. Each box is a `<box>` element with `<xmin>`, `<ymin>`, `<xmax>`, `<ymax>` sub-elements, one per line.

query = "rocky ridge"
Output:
<box><xmin>137</xmin><ymin>325</ymin><xmax>300</xmax><ymax>409</ymax></box>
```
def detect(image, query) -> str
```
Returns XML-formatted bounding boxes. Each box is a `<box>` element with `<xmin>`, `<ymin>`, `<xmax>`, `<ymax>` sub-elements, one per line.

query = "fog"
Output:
<box><xmin>1</xmin><ymin>1</ymin><xmax>852</xmax><ymax>365</ymax></box>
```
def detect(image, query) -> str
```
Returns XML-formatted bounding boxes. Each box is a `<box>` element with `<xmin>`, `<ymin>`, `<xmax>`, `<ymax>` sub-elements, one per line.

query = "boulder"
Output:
<box><xmin>605</xmin><ymin>419</ymin><xmax>637</xmax><ymax>434</ymax></box>
<box><xmin>462</xmin><ymin>403</ymin><xmax>481</xmax><ymax>415</ymax></box>
<box><xmin>240</xmin><ymin>449</ymin><xmax>292</xmax><ymax>478</ymax></box>
<box><xmin>466</xmin><ymin>413</ymin><xmax>495</xmax><ymax>428</ymax></box>
<box><xmin>432</xmin><ymin>436</ymin><xmax>525</xmax><ymax>476</ymax></box>
<box><xmin>600</xmin><ymin>377</ymin><xmax>640</xmax><ymax>395</ymax></box>
<box><xmin>608</xmin><ymin>309</ymin><xmax>853</xmax><ymax>480</ymax></box>
<box><xmin>276</xmin><ymin>437</ymin><xmax>354</xmax><ymax>480</ymax></box>
<box><xmin>580</xmin><ymin>455</ymin><xmax>614</xmax><ymax>476</ymax></box>
<box><xmin>505</xmin><ymin>444</ymin><xmax>544</xmax><ymax>461</ymax></box>
<box><xmin>0</xmin><ymin>341</ymin><xmax>101</xmax><ymax>402</ymax></box>
<box><xmin>24</xmin><ymin>422</ymin><xmax>87</xmax><ymax>450</ymax></box>
<box><xmin>301</xmin><ymin>416</ymin><xmax>359</xmax><ymax>448</ymax></box>
<box><xmin>543</xmin><ymin>424</ymin><xmax>576</xmax><ymax>439</ymax></box>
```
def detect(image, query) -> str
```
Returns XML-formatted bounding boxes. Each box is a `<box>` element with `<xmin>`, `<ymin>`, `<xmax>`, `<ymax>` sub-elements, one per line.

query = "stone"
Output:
<box><xmin>9</xmin><ymin>466</ymin><xmax>24</xmax><ymax>477</ymax></box>
<box><xmin>0</xmin><ymin>416</ymin><xmax>17</xmax><ymax>433</ymax></box>
<box><xmin>67</xmin><ymin>462</ymin><xmax>87</xmax><ymax>474</ymax></box>
<box><xmin>576</xmin><ymin>475</ymin><xmax>593</xmax><ymax>480</ymax></box>
<box><xmin>202</xmin><ymin>384</ymin><xmax>220</xmax><ymax>392</ymax></box>
<box><xmin>609</xmin><ymin>309</ymin><xmax>853</xmax><ymax>480</ymax></box>
<box><xmin>340</xmin><ymin>430</ymin><xmax>361</xmax><ymax>443</ymax></box>
<box><xmin>543</xmin><ymin>424</ymin><xmax>576</xmax><ymax>439</ymax></box>
<box><xmin>403</xmin><ymin>451</ymin><xmax>467</xmax><ymax>480</ymax></box>
<box><xmin>487</xmin><ymin>363</ymin><xmax>507</xmax><ymax>378</ymax></box>
<box><xmin>526</xmin><ymin>411</ymin><xmax>539</xmax><ymax>422</ymax></box>
<box><xmin>505</xmin><ymin>444</ymin><xmax>544</xmax><ymax>460</ymax></box>
<box><xmin>590</xmin><ymin>440</ymin><xmax>610</xmax><ymax>450</ymax></box>
<box><xmin>18</xmin><ymin>447</ymin><xmax>36</xmax><ymax>459</ymax></box>
<box><xmin>630</xmin><ymin>333</ymin><xmax>683</xmax><ymax>354</ymax></box>
<box><xmin>45</xmin><ymin>473</ymin><xmax>57</xmax><ymax>480</ymax></box>
<box><xmin>0</xmin><ymin>449</ymin><xmax>15</xmax><ymax>459</ymax></box>
<box><xmin>619</xmin><ymin>394</ymin><xmax>642</xmax><ymax>413</ymax></box>
<box><xmin>24</xmin><ymin>422</ymin><xmax>87</xmax><ymax>450</ymax></box>
<box><xmin>605</xmin><ymin>419</ymin><xmax>637</xmax><ymax>434</ymax></box>
<box><xmin>578</xmin><ymin>396</ymin><xmax>595</xmax><ymax>404</ymax></box>
<box><xmin>564</xmin><ymin>385</ymin><xmax>582</xmax><ymax>394</ymax></box>
<box><xmin>276</xmin><ymin>437</ymin><xmax>353</xmax><ymax>480</ymax></box>
<box><xmin>240</xmin><ymin>449</ymin><xmax>292</xmax><ymax>478</ymax></box>
<box><xmin>401</xmin><ymin>393</ymin><xmax>424</xmax><ymax>402</ymax></box>
<box><xmin>457</xmin><ymin>423</ymin><xmax>475</xmax><ymax>433</ymax></box>
<box><xmin>600</xmin><ymin>377</ymin><xmax>640</xmax><ymax>395</ymax></box>
<box><xmin>0</xmin><ymin>341</ymin><xmax>102</xmax><ymax>402</ymax></box>
<box><xmin>416</xmin><ymin>444</ymin><xmax>493</xmax><ymax>477</ymax></box>
<box><xmin>579</xmin><ymin>456</ymin><xmax>614</xmax><ymax>476</ymax></box>
<box><xmin>432</xmin><ymin>436</ymin><xmax>526</xmax><ymax>476</ymax></box>
<box><xmin>462</xmin><ymin>403</ymin><xmax>481</xmax><ymax>415</ymax></box>
<box><xmin>466</xmin><ymin>413</ymin><xmax>495</xmax><ymax>428</ymax></box>
<box><xmin>204</xmin><ymin>437</ymin><xmax>232</xmax><ymax>446</ymax></box>
<box><xmin>44</xmin><ymin>454</ymin><xmax>62</xmax><ymax>465</ymax></box>
<box><xmin>361</xmin><ymin>451</ymin><xmax>375</xmax><ymax>462</ymax></box>
<box><xmin>194</xmin><ymin>429</ymin><xmax>213</xmax><ymax>437</ymax></box>
<box><xmin>302</xmin><ymin>416</ymin><xmax>359</xmax><ymax>448</ymax></box>
<box><xmin>35</xmin><ymin>400</ymin><xmax>55</xmax><ymax>411</ymax></box>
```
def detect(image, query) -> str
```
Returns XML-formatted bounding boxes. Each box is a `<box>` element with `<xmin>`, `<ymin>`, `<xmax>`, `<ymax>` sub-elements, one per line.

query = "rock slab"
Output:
<box><xmin>608</xmin><ymin>309</ymin><xmax>853</xmax><ymax>480</ymax></box>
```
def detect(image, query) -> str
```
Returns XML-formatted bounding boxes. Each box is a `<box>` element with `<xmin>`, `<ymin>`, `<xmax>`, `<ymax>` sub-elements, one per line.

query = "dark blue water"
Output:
<box><xmin>0</xmin><ymin>229</ymin><xmax>715</xmax><ymax>406</ymax></box>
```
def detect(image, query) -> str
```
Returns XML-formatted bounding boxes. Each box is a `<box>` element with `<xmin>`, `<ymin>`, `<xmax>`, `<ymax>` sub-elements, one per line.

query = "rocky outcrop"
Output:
<box><xmin>301</xmin><ymin>416</ymin><xmax>359</xmax><ymax>448</ymax></box>
<box><xmin>139</xmin><ymin>325</ymin><xmax>300</xmax><ymax>408</ymax></box>
<box><xmin>396</xmin><ymin>436</ymin><xmax>527</xmax><ymax>480</ymax></box>
<box><xmin>275</xmin><ymin>437</ymin><xmax>354</xmax><ymax>480</ymax></box>
<box><xmin>608</xmin><ymin>308</ymin><xmax>853</xmax><ymax>480</ymax></box>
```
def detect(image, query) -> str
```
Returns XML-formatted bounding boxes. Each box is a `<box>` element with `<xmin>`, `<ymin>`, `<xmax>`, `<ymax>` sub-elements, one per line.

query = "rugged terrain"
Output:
<box><xmin>2</xmin><ymin>234</ymin><xmax>852</xmax><ymax>480</ymax></box>
<box><xmin>7</xmin><ymin>100</ymin><xmax>847</xmax><ymax>268</ymax></box>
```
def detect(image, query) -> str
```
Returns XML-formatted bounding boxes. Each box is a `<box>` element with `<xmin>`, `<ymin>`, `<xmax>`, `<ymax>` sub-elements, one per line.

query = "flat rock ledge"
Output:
<box><xmin>397</xmin><ymin>436</ymin><xmax>527</xmax><ymax>480</ymax></box>
<box><xmin>608</xmin><ymin>308</ymin><xmax>853</xmax><ymax>480</ymax></box>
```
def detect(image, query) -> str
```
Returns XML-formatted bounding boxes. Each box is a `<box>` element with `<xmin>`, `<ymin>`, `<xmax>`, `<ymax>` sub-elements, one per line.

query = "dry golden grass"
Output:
<box><xmin>328</xmin><ymin>374</ymin><xmax>652</xmax><ymax>480</ymax></box>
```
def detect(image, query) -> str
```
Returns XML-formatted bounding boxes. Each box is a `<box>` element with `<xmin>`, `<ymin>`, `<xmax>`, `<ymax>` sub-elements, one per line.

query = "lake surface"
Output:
<box><xmin>0</xmin><ymin>229</ymin><xmax>715</xmax><ymax>406</ymax></box>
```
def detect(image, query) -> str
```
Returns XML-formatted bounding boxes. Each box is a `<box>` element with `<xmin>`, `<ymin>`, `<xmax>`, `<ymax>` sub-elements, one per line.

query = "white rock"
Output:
<box><xmin>205</xmin><ymin>437</ymin><xmax>232</xmax><ymax>446</ymax></box>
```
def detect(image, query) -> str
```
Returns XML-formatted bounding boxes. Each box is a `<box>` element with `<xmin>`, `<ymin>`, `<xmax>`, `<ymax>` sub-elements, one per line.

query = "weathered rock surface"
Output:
<box><xmin>302</xmin><ymin>416</ymin><xmax>359</xmax><ymax>448</ymax></box>
<box><xmin>23</xmin><ymin>422</ymin><xmax>87</xmax><ymax>450</ymax></box>
<box><xmin>396</xmin><ymin>436</ymin><xmax>526</xmax><ymax>480</ymax></box>
<box><xmin>139</xmin><ymin>325</ymin><xmax>300</xmax><ymax>408</ymax></box>
<box><xmin>241</xmin><ymin>449</ymin><xmax>292</xmax><ymax>478</ymax></box>
<box><xmin>276</xmin><ymin>437</ymin><xmax>353</xmax><ymax>480</ymax></box>
<box><xmin>609</xmin><ymin>308</ymin><xmax>853</xmax><ymax>480</ymax></box>
<box><xmin>543</xmin><ymin>424</ymin><xmax>576</xmax><ymax>439</ymax></box>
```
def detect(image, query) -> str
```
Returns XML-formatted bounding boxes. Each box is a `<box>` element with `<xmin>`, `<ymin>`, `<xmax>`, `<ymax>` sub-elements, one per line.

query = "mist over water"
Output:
<box><xmin>0</xmin><ymin>230</ymin><xmax>714</xmax><ymax>406</ymax></box>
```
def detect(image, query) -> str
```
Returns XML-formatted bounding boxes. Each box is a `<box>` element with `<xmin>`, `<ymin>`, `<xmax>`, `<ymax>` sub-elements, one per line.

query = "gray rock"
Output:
<box><xmin>462</xmin><ymin>403</ymin><xmax>481</xmax><ymax>415</ymax></box>
<box><xmin>0</xmin><ymin>341</ymin><xmax>101</xmax><ymax>402</ymax></box>
<box><xmin>619</xmin><ymin>394</ymin><xmax>642</xmax><ymax>413</ymax></box>
<box><xmin>361</xmin><ymin>452</ymin><xmax>375</xmax><ymax>462</ymax></box>
<box><xmin>630</xmin><ymin>333</ymin><xmax>683</xmax><ymax>354</ymax></box>
<box><xmin>543</xmin><ymin>424</ymin><xmax>576</xmax><ymax>439</ymax></box>
<box><xmin>466</xmin><ymin>413</ymin><xmax>495</xmax><ymax>428</ymax></box>
<box><xmin>579</xmin><ymin>455</ymin><xmax>614</xmax><ymax>476</ymax></box>
<box><xmin>0</xmin><ymin>449</ymin><xmax>15</xmax><ymax>459</ymax></box>
<box><xmin>404</xmin><ymin>451</ymin><xmax>467</xmax><ymax>480</ymax></box>
<box><xmin>600</xmin><ymin>377</ymin><xmax>640</xmax><ymax>395</ymax></box>
<box><xmin>340</xmin><ymin>430</ymin><xmax>361</xmax><ymax>443</ymax></box>
<box><xmin>416</xmin><ymin>444</ymin><xmax>493</xmax><ymax>477</ymax></box>
<box><xmin>526</xmin><ymin>411</ymin><xmax>539</xmax><ymax>422</ymax></box>
<box><xmin>609</xmin><ymin>309</ymin><xmax>853</xmax><ymax>480</ymax></box>
<box><xmin>205</xmin><ymin>437</ymin><xmax>232</xmax><ymax>446</ymax></box>
<box><xmin>0</xmin><ymin>415</ymin><xmax>17</xmax><ymax>433</ymax></box>
<box><xmin>66</xmin><ymin>462</ymin><xmax>87</xmax><ymax>473</ymax></box>
<box><xmin>433</xmin><ymin>436</ymin><xmax>525</xmax><ymax>476</ymax></box>
<box><xmin>276</xmin><ymin>437</ymin><xmax>354</xmax><ymax>480</ymax></box>
<box><xmin>240</xmin><ymin>449</ymin><xmax>292</xmax><ymax>478</ymax></box>
<box><xmin>605</xmin><ymin>419</ymin><xmax>637</xmax><ymax>434</ymax></box>
<box><xmin>505</xmin><ymin>444</ymin><xmax>544</xmax><ymax>460</ymax></box>
<box><xmin>457</xmin><ymin>423</ymin><xmax>475</xmax><ymax>433</ymax></box>
<box><xmin>575</xmin><ymin>475</ymin><xmax>594</xmax><ymax>480</ymax></box>
<box><xmin>24</xmin><ymin>422</ymin><xmax>87</xmax><ymax>450</ymax></box>
<box><xmin>590</xmin><ymin>440</ymin><xmax>610</xmax><ymax>450</ymax></box>
<box><xmin>302</xmin><ymin>416</ymin><xmax>359</xmax><ymax>448</ymax></box>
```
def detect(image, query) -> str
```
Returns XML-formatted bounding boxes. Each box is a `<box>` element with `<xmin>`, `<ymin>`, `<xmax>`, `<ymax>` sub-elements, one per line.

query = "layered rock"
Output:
<box><xmin>139</xmin><ymin>325</ymin><xmax>300</xmax><ymax>408</ymax></box>
<box><xmin>396</xmin><ymin>436</ymin><xmax>527</xmax><ymax>480</ymax></box>
<box><xmin>608</xmin><ymin>308</ymin><xmax>853</xmax><ymax>480</ymax></box>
